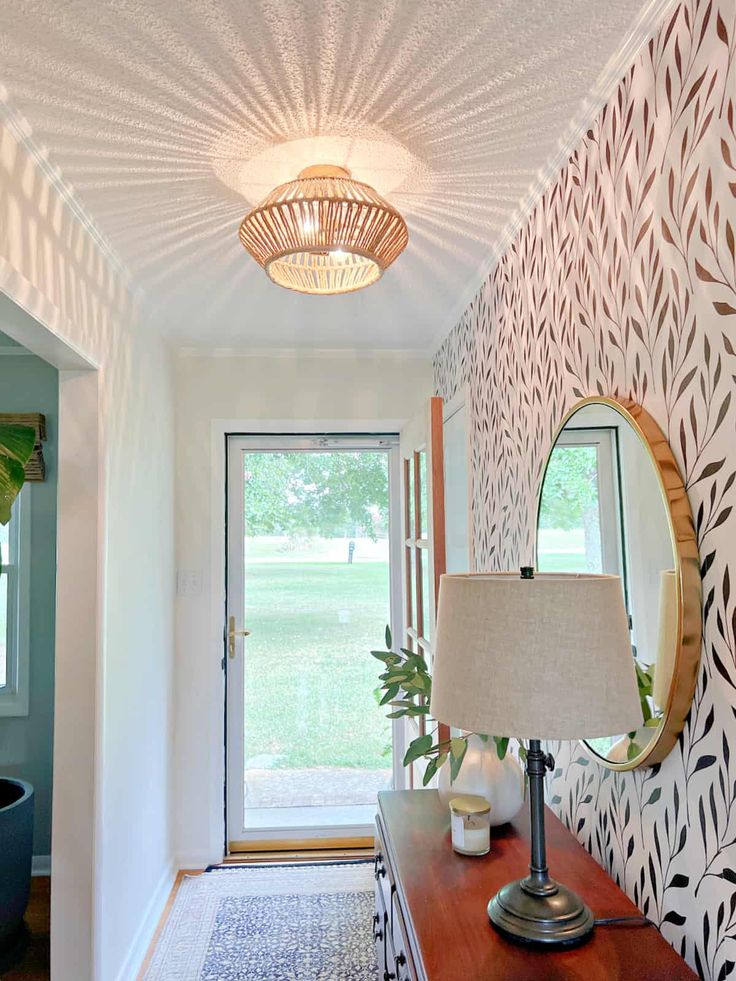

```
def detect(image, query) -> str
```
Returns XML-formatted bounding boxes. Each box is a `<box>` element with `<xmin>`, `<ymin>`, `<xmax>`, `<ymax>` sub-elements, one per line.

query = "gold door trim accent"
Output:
<box><xmin>537</xmin><ymin>395</ymin><xmax>701</xmax><ymax>771</ymax></box>
<box><xmin>228</xmin><ymin>836</ymin><xmax>374</xmax><ymax>854</ymax></box>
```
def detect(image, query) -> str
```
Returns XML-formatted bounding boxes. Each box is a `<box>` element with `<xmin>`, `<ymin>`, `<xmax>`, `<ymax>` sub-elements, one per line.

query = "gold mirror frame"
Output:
<box><xmin>535</xmin><ymin>396</ymin><xmax>702</xmax><ymax>770</ymax></box>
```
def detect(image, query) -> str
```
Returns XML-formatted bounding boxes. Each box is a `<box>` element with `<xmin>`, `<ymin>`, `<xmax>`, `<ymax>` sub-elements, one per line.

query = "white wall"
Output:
<box><xmin>174</xmin><ymin>352</ymin><xmax>432</xmax><ymax>865</ymax></box>
<box><xmin>0</xmin><ymin>113</ymin><xmax>176</xmax><ymax>980</ymax></box>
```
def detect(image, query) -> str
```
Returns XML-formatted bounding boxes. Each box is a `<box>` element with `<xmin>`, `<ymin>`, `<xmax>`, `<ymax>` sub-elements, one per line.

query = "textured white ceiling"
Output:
<box><xmin>0</xmin><ymin>0</ymin><xmax>671</xmax><ymax>351</ymax></box>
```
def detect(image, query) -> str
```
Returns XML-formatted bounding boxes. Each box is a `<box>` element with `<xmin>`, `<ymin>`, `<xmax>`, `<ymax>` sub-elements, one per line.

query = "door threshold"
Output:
<box><xmin>228</xmin><ymin>835</ymin><xmax>374</xmax><ymax>854</ymax></box>
<box><xmin>242</xmin><ymin>803</ymin><xmax>378</xmax><ymax>830</ymax></box>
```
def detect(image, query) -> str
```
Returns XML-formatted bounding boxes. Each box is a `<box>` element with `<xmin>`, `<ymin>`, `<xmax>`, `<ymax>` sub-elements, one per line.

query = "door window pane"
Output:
<box><xmin>407</xmin><ymin>456</ymin><xmax>415</xmax><ymax>538</ymax></box>
<box><xmin>421</xmin><ymin>549</ymin><xmax>431</xmax><ymax>642</ymax></box>
<box><xmin>241</xmin><ymin>450</ymin><xmax>392</xmax><ymax>815</ymax></box>
<box><xmin>419</xmin><ymin>449</ymin><xmax>428</xmax><ymax>538</ymax></box>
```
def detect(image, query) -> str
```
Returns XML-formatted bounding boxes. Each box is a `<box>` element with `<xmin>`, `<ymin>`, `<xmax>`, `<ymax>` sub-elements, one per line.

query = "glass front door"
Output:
<box><xmin>226</xmin><ymin>436</ymin><xmax>401</xmax><ymax>847</ymax></box>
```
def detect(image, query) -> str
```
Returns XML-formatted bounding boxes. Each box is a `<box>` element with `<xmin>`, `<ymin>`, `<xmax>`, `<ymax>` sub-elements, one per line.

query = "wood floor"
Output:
<box><xmin>0</xmin><ymin>877</ymin><xmax>50</xmax><ymax>980</ymax></box>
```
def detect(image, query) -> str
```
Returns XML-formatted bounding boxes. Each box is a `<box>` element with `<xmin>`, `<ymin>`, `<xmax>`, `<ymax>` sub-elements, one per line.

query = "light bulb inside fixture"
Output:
<box><xmin>332</xmin><ymin>248</ymin><xmax>348</xmax><ymax>263</ymax></box>
<box><xmin>302</xmin><ymin>217</ymin><xmax>317</xmax><ymax>234</ymax></box>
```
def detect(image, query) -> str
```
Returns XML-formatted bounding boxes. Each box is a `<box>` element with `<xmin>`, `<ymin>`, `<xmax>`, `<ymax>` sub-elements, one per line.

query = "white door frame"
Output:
<box><xmin>207</xmin><ymin>419</ymin><xmax>409</xmax><ymax>857</ymax></box>
<box><xmin>225</xmin><ymin>433</ymin><xmax>403</xmax><ymax>845</ymax></box>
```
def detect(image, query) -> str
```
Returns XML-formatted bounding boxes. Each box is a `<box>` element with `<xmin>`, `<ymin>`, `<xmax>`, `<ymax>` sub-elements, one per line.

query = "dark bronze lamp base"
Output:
<box><xmin>488</xmin><ymin>875</ymin><xmax>595</xmax><ymax>947</ymax></box>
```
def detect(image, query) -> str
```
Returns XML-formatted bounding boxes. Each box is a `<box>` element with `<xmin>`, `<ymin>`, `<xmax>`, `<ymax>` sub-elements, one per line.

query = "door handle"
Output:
<box><xmin>228</xmin><ymin>615</ymin><xmax>251</xmax><ymax>659</ymax></box>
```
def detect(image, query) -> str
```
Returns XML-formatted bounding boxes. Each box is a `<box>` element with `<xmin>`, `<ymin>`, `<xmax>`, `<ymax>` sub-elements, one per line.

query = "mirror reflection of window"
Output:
<box><xmin>537</xmin><ymin>429</ymin><xmax>622</xmax><ymax>578</ymax></box>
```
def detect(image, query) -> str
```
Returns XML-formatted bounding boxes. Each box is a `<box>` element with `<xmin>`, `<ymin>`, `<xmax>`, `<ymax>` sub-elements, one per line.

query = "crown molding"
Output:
<box><xmin>0</xmin><ymin>93</ymin><xmax>133</xmax><ymax>290</ymax></box>
<box><xmin>177</xmin><ymin>346</ymin><xmax>433</xmax><ymax>360</ymax></box>
<box><xmin>429</xmin><ymin>0</ymin><xmax>680</xmax><ymax>359</ymax></box>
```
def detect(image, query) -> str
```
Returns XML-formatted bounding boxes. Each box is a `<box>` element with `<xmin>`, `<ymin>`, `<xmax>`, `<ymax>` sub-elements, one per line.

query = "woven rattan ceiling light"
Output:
<box><xmin>238</xmin><ymin>164</ymin><xmax>408</xmax><ymax>295</ymax></box>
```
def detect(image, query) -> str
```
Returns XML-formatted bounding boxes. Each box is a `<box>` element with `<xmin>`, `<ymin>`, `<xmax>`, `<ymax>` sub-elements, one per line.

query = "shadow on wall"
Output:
<box><xmin>0</xmin><ymin>96</ymin><xmax>176</xmax><ymax>981</ymax></box>
<box><xmin>0</xmin><ymin>101</ymin><xmax>134</xmax><ymax>360</ymax></box>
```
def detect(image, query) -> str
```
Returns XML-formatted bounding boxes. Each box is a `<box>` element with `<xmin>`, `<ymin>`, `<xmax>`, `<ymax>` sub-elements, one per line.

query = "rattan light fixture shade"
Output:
<box><xmin>238</xmin><ymin>164</ymin><xmax>408</xmax><ymax>295</ymax></box>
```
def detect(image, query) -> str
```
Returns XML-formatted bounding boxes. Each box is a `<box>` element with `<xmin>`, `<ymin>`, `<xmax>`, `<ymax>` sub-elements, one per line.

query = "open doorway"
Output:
<box><xmin>0</xmin><ymin>327</ymin><xmax>57</xmax><ymax>974</ymax></box>
<box><xmin>0</xmin><ymin>291</ymin><xmax>100</xmax><ymax>980</ymax></box>
<box><xmin>225</xmin><ymin>434</ymin><xmax>403</xmax><ymax>850</ymax></box>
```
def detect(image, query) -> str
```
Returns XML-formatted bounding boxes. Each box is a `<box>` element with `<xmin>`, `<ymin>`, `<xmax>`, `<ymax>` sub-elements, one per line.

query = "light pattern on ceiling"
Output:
<box><xmin>0</xmin><ymin>0</ymin><xmax>675</xmax><ymax>350</ymax></box>
<box><xmin>213</xmin><ymin>126</ymin><xmax>428</xmax><ymax>203</ymax></box>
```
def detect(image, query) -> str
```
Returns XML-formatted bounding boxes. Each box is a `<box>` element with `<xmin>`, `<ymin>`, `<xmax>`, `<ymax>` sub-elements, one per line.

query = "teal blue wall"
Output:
<box><xmin>0</xmin><ymin>331</ymin><xmax>58</xmax><ymax>858</ymax></box>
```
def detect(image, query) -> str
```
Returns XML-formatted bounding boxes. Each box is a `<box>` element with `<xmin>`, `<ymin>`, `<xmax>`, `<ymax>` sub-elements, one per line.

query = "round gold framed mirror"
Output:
<box><xmin>535</xmin><ymin>396</ymin><xmax>701</xmax><ymax>770</ymax></box>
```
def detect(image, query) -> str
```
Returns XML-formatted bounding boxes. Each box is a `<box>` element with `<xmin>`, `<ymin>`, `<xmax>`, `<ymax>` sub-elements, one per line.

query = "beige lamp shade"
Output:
<box><xmin>430</xmin><ymin>573</ymin><xmax>642</xmax><ymax>741</ymax></box>
<box><xmin>652</xmin><ymin>570</ymin><xmax>678</xmax><ymax>710</ymax></box>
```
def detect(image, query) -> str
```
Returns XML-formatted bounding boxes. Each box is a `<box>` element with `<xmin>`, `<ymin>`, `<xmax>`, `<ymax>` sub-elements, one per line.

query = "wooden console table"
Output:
<box><xmin>374</xmin><ymin>790</ymin><xmax>696</xmax><ymax>980</ymax></box>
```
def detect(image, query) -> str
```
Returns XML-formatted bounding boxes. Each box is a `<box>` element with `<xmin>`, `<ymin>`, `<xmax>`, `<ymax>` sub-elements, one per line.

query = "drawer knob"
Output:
<box><xmin>374</xmin><ymin>853</ymin><xmax>386</xmax><ymax>879</ymax></box>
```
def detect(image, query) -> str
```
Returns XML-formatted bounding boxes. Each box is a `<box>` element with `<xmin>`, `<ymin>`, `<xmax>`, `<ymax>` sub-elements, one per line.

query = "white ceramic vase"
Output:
<box><xmin>437</xmin><ymin>734</ymin><xmax>525</xmax><ymax>827</ymax></box>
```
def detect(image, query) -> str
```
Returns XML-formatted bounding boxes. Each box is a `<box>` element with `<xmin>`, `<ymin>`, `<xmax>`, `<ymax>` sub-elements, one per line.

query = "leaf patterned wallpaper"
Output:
<box><xmin>433</xmin><ymin>0</ymin><xmax>736</xmax><ymax>976</ymax></box>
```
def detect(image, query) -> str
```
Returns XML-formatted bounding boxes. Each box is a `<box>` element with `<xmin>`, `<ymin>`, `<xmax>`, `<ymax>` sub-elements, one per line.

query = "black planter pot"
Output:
<box><xmin>0</xmin><ymin>779</ymin><xmax>34</xmax><ymax>946</ymax></box>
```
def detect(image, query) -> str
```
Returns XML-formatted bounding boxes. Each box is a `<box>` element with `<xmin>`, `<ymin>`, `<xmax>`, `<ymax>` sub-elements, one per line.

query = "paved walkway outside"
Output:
<box><xmin>245</xmin><ymin>767</ymin><xmax>392</xmax><ymax>809</ymax></box>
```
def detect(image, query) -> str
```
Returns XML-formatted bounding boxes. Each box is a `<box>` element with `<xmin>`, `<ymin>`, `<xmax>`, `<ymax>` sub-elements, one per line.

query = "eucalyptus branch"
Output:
<box><xmin>372</xmin><ymin>625</ymin><xmax>511</xmax><ymax>787</ymax></box>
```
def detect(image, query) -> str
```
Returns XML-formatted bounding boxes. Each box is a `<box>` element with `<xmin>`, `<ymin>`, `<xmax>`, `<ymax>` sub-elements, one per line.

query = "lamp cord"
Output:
<box><xmin>594</xmin><ymin>915</ymin><xmax>654</xmax><ymax>927</ymax></box>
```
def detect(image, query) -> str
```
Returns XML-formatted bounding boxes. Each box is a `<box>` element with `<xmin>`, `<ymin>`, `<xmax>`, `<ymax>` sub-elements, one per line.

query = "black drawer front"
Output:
<box><xmin>391</xmin><ymin>891</ymin><xmax>415</xmax><ymax>981</ymax></box>
<box><xmin>375</xmin><ymin>818</ymin><xmax>416</xmax><ymax>980</ymax></box>
<box><xmin>383</xmin><ymin>927</ymin><xmax>412</xmax><ymax>981</ymax></box>
<box><xmin>374</xmin><ymin>884</ymin><xmax>389</xmax><ymax>978</ymax></box>
<box><xmin>374</xmin><ymin>835</ymin><xmax>394</xmax><ymax>934</ymax></box>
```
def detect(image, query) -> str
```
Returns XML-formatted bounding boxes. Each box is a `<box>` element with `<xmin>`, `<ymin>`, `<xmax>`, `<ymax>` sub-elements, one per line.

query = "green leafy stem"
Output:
<box><xmin>372</xmin><ymin>625</ymin><xmax>525</xmax><ymax>787</ymax></box>
<box><xmin>626</xmin><ymin>659</ymin><xmax>664</xmax><ymax>760</ymax></box>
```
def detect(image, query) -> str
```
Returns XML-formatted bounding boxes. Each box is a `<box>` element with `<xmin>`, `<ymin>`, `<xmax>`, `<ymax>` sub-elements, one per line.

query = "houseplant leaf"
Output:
<box><xmin>0</xmin><ymin>423</ymin><xmax>35</xmax><ymax>525</ymax></box>
<box><xmin>449</xmin><ymin>737</ymin><xmax>469</xmax><ymax>782</ymax></box>
<box><xmin>422</xmin><ymin>758</ymin><xmax>438</xmax><ymax>786</ymax></box>
<box><xmin>403</xmin><ymin>734</ymin><xmax>432</xmax><ymax>766</ymax></box>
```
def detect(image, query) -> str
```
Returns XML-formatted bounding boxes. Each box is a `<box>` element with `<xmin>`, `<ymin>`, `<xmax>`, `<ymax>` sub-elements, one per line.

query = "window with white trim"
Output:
<box><xmin>537</xmin><ymin>428</ymin><xmax>624</xmax><ymax>578</ymax></box>
<box><xmin>0</xmin><ymin>487</ymin><xmax>31</xmax><ymax>716</ymax></box>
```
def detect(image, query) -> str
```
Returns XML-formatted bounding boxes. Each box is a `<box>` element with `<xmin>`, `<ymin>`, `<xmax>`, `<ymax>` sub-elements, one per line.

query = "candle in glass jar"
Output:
<box><xmin>449</xmin><ymin>795</ymin><xmax>491</xmax><ymax>856</ymax></box>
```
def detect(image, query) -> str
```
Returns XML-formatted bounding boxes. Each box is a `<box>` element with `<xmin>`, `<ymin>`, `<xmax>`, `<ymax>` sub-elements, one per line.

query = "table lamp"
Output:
<box><xmin>430</xmin><ymin>568</ymin><xmax>642</xmax><ymax>947</ymax></box>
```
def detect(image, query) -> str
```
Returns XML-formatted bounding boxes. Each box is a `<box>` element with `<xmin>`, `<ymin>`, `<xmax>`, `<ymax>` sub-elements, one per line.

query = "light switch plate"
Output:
<box><xmin>177</xmin><ymin>570</ymin><xmax>203</xmax><ymax>596</ymax></box>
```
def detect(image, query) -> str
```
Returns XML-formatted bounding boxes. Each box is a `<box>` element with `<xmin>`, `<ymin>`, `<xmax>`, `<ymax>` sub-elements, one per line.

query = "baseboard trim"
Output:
<box><xmin>115</xmin><ymin>858</ymin><xmax>176</xmax><ymax>981</ymax></box>
<box><xmin>31</xmin><ymin>854</ymin><xmax>51</xmax><ymax>876</ymax></box>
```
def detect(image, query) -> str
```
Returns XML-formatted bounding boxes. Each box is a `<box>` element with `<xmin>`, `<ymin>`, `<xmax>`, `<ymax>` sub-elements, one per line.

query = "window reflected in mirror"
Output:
<box><xmin>537</xmin><ymin>431</ymin><xmax>619</xmax><ymax>577</ymax></box>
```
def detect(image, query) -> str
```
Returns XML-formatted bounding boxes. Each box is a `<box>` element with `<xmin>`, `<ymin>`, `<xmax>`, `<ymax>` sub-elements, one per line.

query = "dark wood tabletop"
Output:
<box><xmin>377</xmin><ymin>790</ymin><xmax>697</xmax><ymax>981</ymax></box>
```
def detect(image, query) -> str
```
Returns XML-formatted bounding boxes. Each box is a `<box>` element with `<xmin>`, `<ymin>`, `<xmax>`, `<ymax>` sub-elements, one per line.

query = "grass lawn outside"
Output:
<box><xmin>537</xmin><ymin>527</ymin><xmax>592</xmax><ymax>572</ymax></box>
<box><xmin>243</xmin><ymin>537</ymin><xmax>392</xmax><ymax>774</ymax></box>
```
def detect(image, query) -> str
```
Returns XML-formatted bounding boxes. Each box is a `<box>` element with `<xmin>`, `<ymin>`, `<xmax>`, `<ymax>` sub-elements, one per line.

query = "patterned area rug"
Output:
<box><xmin>143</xmin><ymin>861</ymin><xmax>378</xmax><ymax>981</ymax></box>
